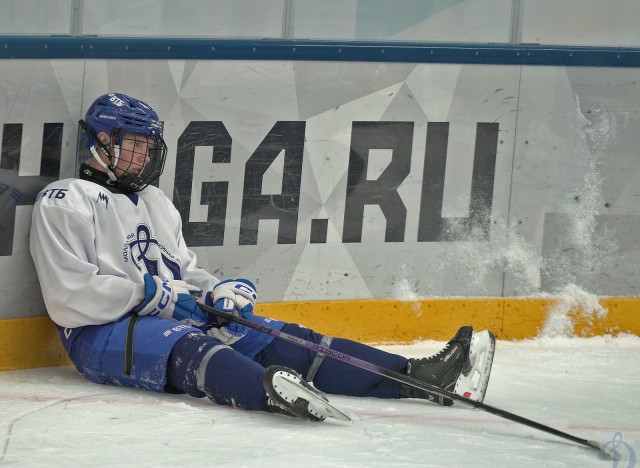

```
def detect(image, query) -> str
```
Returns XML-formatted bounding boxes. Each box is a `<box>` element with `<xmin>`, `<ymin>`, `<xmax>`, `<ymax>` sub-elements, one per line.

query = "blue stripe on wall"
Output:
<box><xmin>1</xmin><ymin>36</ymin><xmax>640</xmax><ymax>67</ymax></box>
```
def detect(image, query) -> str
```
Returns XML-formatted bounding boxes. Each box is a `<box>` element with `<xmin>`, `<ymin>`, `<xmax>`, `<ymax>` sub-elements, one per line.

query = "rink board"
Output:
<box><xmin>2</xmin><ymin>59</ymin><xmax>640</xmax><ymax>309</ymax></box>
<box><xmin>2</xmin><ymin>297</ymin><xmax>639</xmax><ymax>371</ymax></box>
<box><xmin>2</xmin><ymin>52</ymin><xmax>640</xmax><ymax>370</ymax></box>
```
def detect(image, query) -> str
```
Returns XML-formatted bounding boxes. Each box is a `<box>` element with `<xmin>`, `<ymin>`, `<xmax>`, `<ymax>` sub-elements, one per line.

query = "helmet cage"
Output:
<box><xmin>112</xmin><ymin>131</ymin><xmax>168</xmax><ymax>192</ymax></box>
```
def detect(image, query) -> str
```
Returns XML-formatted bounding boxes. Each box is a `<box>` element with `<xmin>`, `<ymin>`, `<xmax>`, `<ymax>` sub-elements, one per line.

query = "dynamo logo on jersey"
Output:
<box><xmin>125</xmin><ymin>224</ymin><xmax>181</xmax><ymax>279</ymax></box>
<box><xmin>96</xmin><ymin>192</ymin><xmax>110</xmax><ymax>209</ymax></box>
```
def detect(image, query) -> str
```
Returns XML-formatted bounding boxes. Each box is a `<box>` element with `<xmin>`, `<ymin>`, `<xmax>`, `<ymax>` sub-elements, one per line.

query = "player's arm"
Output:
<box><xmin>162</xmin><ymin>198</ymin><xmax>258</xmax><ymax>343</ymax></box>
<box><xmin>30</xmin><ymin>203</ymin><xmax>144</xmax><ymax>328</ymax></box>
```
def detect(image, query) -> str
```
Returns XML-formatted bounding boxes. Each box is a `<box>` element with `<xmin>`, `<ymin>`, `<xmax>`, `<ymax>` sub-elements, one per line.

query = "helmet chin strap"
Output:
<box><xmin>80</xmin><ymin>120</ymin><xmax>123</xmax><ymax>184</ymax></box>
<box><xmin>89</xmin><ymin>144</ymin><xmax>120</xmax><ymax>183</ymax></box>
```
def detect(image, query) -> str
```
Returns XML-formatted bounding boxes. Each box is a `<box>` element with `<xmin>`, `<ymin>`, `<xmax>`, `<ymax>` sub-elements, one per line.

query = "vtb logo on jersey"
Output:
<box><xmin>125</xmin><ymin>224</ymin><xmax>181</xmax><ymax>278</ymax></box>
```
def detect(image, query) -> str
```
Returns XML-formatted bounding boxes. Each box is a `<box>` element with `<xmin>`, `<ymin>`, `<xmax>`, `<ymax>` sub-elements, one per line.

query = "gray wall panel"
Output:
<box><xmin>5</xmin><ymin>0</ymin><xmax>640</xmax><ymax>49</ymax></box>
<box><xmin>521</xmin><ymin>0</ymin><xmax>640</xmax><ymax>47</ymax></box>
<box><xmin>0</xmin><ymin>60</ymin><xmax>83</xmax><ymax>318</ymax></box>
<box><xmin>1</xmin><ymin>58</ymin><xmax>639</xmax><ymax>320</ymax></box>
<box><xmin>0</xmin><ymin>0</ymin><xmax>72</xmax><ymax>35</ymax></box>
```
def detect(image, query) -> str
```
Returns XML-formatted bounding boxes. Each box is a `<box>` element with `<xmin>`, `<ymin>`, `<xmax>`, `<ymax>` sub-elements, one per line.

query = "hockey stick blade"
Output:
<box><xmin>198</xmin><ymin>303</ymin><xmax>609</xmax><ymax>457</ymax></box>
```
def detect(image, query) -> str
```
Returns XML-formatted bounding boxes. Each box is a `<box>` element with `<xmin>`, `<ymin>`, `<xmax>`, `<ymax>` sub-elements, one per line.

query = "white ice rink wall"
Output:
<box><xmin>1</xmin><ymin>0</ymin><xmax>640</xmax><ymax>369</ymax></box>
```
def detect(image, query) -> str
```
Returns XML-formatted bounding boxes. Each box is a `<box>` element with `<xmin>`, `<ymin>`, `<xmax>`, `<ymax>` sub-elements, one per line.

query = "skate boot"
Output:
<box><xmin>263</xmin><ymin>365</ymin><xmax>351</xmax><ymax>422</ymax></box>
<box><xmin>400</xmin><ymin>326</ymin><xmax>495</xmax><ymax>406</ymax></box>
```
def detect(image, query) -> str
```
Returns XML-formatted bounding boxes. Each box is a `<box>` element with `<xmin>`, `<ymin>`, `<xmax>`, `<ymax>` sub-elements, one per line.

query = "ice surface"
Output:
<box><xmin>1</xmin><ymin>336</ymin><xmax>638</xmax><ymax>467</ymax></box>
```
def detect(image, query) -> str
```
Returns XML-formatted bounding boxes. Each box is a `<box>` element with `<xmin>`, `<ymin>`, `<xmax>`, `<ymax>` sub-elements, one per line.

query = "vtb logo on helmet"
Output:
<box><xmin>79</xmin><ymin>93</ymin><xmax>168</xmax><ymax>192</ymax></box>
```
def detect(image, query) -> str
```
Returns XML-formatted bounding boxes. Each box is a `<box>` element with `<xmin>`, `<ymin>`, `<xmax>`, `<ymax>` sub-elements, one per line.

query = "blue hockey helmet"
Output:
<box><xmin>79</xmin><ymin>93</ymin><xmax>167</xmax><ymax>192</ymax></box>
<box><xmin>82</xmin><ymin>93</ymin><xmax>164</xmax><ymax>146</ymax></box>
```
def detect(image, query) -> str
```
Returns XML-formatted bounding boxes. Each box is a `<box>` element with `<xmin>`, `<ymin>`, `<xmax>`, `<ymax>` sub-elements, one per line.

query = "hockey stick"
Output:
<box><xmin>197</xmin><ymin>303</ymin><xmax>613</xmax><ymax>458</ymax></box>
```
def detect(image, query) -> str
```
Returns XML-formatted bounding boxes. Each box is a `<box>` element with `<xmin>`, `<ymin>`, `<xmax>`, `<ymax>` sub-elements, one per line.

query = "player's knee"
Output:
<box><xmin>167</xmin><ymin>332</ymin><xmax>229</xmax><ymax>397</ymax></box>
<box><xmin>167</xmin><ymin>332</ymin><xmax>269</xmax><ymax>412</ymax></box>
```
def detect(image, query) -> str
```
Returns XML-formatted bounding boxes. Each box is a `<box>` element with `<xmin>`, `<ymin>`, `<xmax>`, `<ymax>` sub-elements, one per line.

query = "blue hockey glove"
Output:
<box><xmin>134</xmin><ymin>273</ymin><xmax>206</xmax><ymax>327</ymax></box>
<box><xmin>205</xmin><ymin>279</ymin><xmax>257</xmax><ymax>344</ymax></box>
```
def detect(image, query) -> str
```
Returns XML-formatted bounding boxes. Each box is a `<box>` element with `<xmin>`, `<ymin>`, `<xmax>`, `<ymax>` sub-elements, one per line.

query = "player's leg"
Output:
<box><xmin>254</xmin><ymin>323</ymin><xmax>406</xmax><ymax>398</ymax></box>
<box><xmin>253</xmin><ymin>323</ymin><xmax>495</xmax><ymax>405</ymax></box>
<box><xmin>61</xmin><ymin>314</ymin><xmax>339</xmax><ymax>420</ymax></box>
<box><xmin>58</xmin><ymin>314</ymin><xmax>198</xmax><ymax>391</ymax></box>
<box><xmin>61</xmin><ymin>313</ymin><xmax>269</xmax><ymax>408</ymax></box>
<box><xmin>166</xmin><ymin>331</ymin><xmax>268</xmax><ymax>410</ymax></box>
<box><xmin>167</xmin><ymin>332</ymin><xmax>347</xmax><ymax>420</ymax></box>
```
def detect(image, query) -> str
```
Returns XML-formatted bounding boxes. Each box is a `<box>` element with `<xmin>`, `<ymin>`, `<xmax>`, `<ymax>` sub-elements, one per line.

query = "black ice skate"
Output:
<box><xmin>263</xmin><ymin>365</ymin><xmax>351</xmax><ymax>422</ymax></box>
<box><xmin>400</xmin><ymin>326</ymin><xmax>495</xmax><ymax>406</ymax></box>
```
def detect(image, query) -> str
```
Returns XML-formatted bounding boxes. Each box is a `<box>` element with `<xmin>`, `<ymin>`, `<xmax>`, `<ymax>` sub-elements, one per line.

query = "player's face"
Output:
<box><xmin>114</xmin><ymin>133</ymin><xmax>153</xmax><ymax>177</ymax></box>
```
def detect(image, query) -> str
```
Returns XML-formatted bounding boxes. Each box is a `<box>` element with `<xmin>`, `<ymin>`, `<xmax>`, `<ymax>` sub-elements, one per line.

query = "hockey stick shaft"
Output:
<box><xmin>198</xmin><ymin>303</ymin><xmax>607</xmax><ymax>456</ymax></box>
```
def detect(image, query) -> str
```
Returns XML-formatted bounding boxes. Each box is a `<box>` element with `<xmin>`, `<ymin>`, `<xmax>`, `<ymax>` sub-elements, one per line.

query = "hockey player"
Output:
<box><xmin>30</xmin><ymin>92</ymin><xmax>495</xmax><ymax>421</ymax></box>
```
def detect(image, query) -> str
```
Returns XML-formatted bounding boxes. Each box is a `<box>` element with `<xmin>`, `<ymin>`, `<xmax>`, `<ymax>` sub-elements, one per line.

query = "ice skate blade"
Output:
<box><xmin>273</xmin><ymin>372</ymin><xmax>352</xmax><ymax>422</ymax></box>
<box><xmin>454</xmin><ymin>330</ymin><xmax>495</xmax><ymax>403</ymax></box>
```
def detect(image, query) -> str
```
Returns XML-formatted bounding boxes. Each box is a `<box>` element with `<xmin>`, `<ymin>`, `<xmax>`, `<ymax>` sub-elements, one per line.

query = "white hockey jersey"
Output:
<box><xmin>30</xmin><ymin>178</ymin><xmax>221</xmax><ymax>328</ymax></box>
